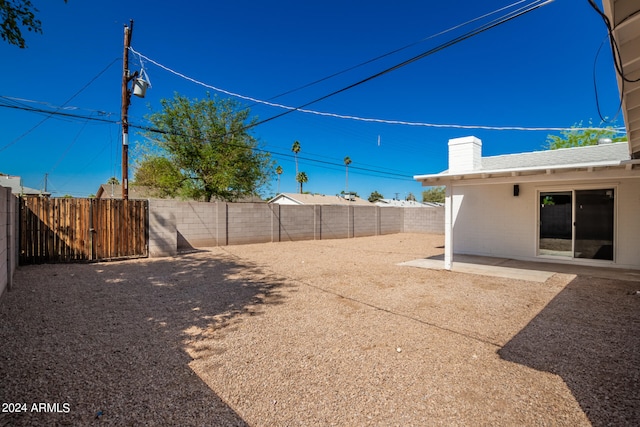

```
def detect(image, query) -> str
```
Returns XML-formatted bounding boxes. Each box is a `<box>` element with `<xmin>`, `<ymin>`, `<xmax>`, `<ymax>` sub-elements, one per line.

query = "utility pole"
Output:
<box><xmin>121</xmin><ymin>20</ymin><xmax>135</xmax><ymax>200</ymax></box>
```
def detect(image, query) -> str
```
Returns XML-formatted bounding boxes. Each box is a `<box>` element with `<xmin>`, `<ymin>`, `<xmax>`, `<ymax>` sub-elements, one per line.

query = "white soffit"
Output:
<box><xmin>603</xmin><ymin>0</ymin><xmax>640</xmax><ymax>158</ymax></box>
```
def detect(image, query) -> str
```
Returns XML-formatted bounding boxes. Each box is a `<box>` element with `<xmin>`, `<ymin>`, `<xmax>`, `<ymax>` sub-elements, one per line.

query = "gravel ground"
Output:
<box><xmin>1</xmin><ymin>233</ymin><xmax>638</xmax><ymax>426</ymax></box>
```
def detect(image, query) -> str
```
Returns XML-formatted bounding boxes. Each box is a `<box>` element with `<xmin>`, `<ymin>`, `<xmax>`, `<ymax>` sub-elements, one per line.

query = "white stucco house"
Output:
<box><xmin>414</xmin><ymin>137</ymin><xmax>640</xmax><ymax>270</ymax></box>
<box><xmin>415</xmin><ymin>0</ymin><xmax>640</xmax><ymax>271</ymax></box>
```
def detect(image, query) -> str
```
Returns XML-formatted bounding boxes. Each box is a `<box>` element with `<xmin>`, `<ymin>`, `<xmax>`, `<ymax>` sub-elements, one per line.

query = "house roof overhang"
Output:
<box><xmin>267</xmin><ymin>194</ymin><xmax>302</xmax><ymax>204</ymax></box>
<box><xmin>602</xmin><ymin>0</ymin><xmax>640</xmax><ymax>158</ymax></box>
<box><xmin>414</xmin><ymin>158</ymin><xmax>640</xmax><ymax>184</ymax></box>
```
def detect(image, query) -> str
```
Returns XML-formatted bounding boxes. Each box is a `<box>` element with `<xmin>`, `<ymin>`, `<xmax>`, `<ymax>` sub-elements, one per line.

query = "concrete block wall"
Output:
<box><xmin>175</xmin><ymin>201</ymin><xmax>218</xmax><ymax>248</ymax></box>
<box><xmin>353</xmin><ymin>206</ymin><xmax>378</xmax><ymax>237</ymax></box>
<box><xmin>319</xmin><ymin>205</ymin><xmax>350</xmax><ymax>239</ymax></box>
<box><xmin>147</xmin><ymin>200</ymin><xmax>444</xmax><ymax>256</ymax></box>
<box><xmin>379</xmin><ymin>207</ymin><xmax>404</xmax><ymax>234</ymax></box>
<box><xmin>228</xmin><ymin>203</ymin><xmax>273</xmax><ymax>245</ymax></box>
<box><xmin>0</xmin><ymin>187</ymin><xmax>17</xmax><ymax>298</ymax></box>
<box><xmin>279</xmin><ymin>205</ymin><xmax>316</xmax><ymax>241</ymax></box>
<box><xmin>148</xmin><ymin>199</ymin><xmax>178</xmax><ymax>257</ymax></box>
<box><xmin>404</xmin><ymin>207</ymin><xmax>445</xmax><ymax>233</ymax></box>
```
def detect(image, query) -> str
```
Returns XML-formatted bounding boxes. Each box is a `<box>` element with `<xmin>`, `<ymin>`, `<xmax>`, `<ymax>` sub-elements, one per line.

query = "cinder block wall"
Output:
<box><xmin>228</xmin><ymin>203</ymin><xmax>273</xmax><ymax>245</ymax></box>
<box><xmin>148</xmin><ymin>200</ymin><xmax>178</xmax><ymax>257</ymax></box>
<box><xmin>175</xmin><ymin>201</ymin><xmax>218</xmax><ymax>247</ymax></box>
<box><xmin>318</xmin><ymin>205</ymin><xmax>349</xmax><ymax>239</ymax></box>
<box><xmin>279</xmin><ymin>205</ymin><xmax>316</xmax><ymax>241</ymax></box>
<box><xmin>353</xmin><ymin>206</ymin><xmax>378</xmax><ymax>237</ymax></box>
<box><xmin>404</xmin><ymin>207</ymin><xmax>445</xmax><ymax>233</ymax></box>
<box><xmin>380</xmin><ymin>207</ymin><xmax>404</xmax><ymax>234</ymax></box>
<box><xmin>147</xmin><ymin>200</ymin><xmax>444</xmax><ymax>257</ymax></box>
<box><xmin>0</xmin><ymin>187</ymin><xmax>17</xmax><ymax>298</ymax></box>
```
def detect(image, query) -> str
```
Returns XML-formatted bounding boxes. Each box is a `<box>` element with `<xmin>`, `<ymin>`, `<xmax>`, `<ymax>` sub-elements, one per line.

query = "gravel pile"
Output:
<box><xmin>1</xmin><ymin>233</ymin><xmax>638</xmax><ymax>426</ymax></box>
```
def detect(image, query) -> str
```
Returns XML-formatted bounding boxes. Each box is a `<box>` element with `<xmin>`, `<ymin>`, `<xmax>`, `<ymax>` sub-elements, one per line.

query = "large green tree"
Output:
<box><xmin>135</xmin><ymin>93</ymin><xmax>272</xmax><ymax>202</ymax></box>
<box><xmin>1</xmin><ymin>0</ymin><xmax>67</xmax><ymax>48</ymax></box>
<box><xmin>368</xmin><ymin>190</ymin><xmax>383</xmax><ymax>203</ymax></box>
<box><xmin>422</xmin><ymin>186</ymin><xmax>445</xmax><ymax>203</ymax></box>
<box><xmin>546</xmin><ymin>120</ymin><xmax>626</xmax><ymax>150</ymax></box>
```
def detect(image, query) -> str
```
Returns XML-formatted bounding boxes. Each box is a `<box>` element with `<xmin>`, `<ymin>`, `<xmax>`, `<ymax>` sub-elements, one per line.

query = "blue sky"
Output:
<box><xmin>0</xmin><ymin>0</ymin><xmax>624</xmax><ymax>199</ymax></box>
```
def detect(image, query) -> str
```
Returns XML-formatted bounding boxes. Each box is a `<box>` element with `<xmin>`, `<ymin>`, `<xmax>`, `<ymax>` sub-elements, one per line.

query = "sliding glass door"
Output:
<box><xmin>539</xmin><ymin>189</ymin><xmax>614</xmax><ymax>261</ymax></box>
<box><xmin>539</xmin><ymin>192</ymin><xmax>573</xmax><ymax>257</ymax></box>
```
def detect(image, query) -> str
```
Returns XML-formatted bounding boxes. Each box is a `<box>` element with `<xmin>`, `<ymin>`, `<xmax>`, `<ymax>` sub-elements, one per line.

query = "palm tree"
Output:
<box><xmin>275</xmin><ymin>165</ymin><xmax>283</xmax><ymax>193</ymax></box>
<box><xmin>107</xmin><ymin>176</ymin><xmax>120</xmax><ymax>198</ymax></box>
<box><xmin>343</xmin><ymin>156</ymin><xmax>352</xmax><ymax>195</ymax></box>
<box><xmin>296</xmin><ymin>171</ymin><xmax>308</xmax><ymax>194</ymax></box>
<box><xmin>292</xmin><ymin>140</ymin><xmax>301</xmax><ymax>176</ymax></box>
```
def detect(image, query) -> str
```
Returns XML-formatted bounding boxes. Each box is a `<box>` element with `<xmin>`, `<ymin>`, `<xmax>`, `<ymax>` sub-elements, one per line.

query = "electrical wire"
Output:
<box><xmin>48</xmin><ymin>120</ymin><xmax>90</xmax><ymax>175</ymax></box>
<box><xmin>130</xmin><ymin>1</ymin><xmax>625</xmax><ymax>134</ymax></box>
<box><xmin>587</xmin><ymin>0</ymin><xmax>640</xmax><ymax>84</ymax></box>
<box><xmin>0</xmin><ymin>57</ymin><xmax>120</xmax><ymax>153</ymax></box>
<box><xmin>131</xmin><ymin>1</ymin><xmax>553</xmax><ymax>130</ymax></box>
<box><xmin>245</xmin><ymin>0</ymin><xmax>556</xmax><ymax>130</ymax></box>
<box><xmin>3</xmin><ymin>93</ymin><xmax>624</xmax><ymax>134</ymax></box>
<box><xmin>249</xmin><ymin>0</ymin><xmax>532</xmax><ymax>105</ymax></box>
<box><xmin>592</xmin><ymin>34</ymin><xmax>623</xmax><ymax>123</ymax></box>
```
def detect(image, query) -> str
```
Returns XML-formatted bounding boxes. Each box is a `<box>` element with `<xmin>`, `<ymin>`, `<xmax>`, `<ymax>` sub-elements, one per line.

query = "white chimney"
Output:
<box><xmin>448</xmin><ymin>136</ymin><xmax>482</xmax><ymax>173</ymax></box>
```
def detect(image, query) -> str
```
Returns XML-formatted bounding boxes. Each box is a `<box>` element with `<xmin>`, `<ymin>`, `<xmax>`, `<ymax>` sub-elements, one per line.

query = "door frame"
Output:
<box><xmin>535</xmin><ymin>183</ymin><xmax>618</xmax><ymax>264</ymax></box>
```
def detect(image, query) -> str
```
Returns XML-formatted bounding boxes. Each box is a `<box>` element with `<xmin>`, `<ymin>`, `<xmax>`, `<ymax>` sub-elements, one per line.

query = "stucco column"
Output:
<box><xmin>444</xmin><ymin>183</ymin><xmax>453</xmax><ymax>270</ymax></box>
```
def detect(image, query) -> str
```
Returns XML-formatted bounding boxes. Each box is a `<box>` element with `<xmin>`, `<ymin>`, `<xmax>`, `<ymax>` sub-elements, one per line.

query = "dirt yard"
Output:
<box><xmin>1</xmin><ymin>233</ymin><xmax>638</xmax><ymax>426</ymax></box>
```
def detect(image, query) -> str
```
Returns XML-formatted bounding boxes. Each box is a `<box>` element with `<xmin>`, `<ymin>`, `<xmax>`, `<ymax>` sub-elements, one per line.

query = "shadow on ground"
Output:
<box><xmin>499</xmin><ymin>275</ymin><xmax>640</xmax><ymax>426</ymax></box>
<box><xmin>0</xmin><ymin>250</ymin><xmax>289</xmax><ymax>426</ymax></box>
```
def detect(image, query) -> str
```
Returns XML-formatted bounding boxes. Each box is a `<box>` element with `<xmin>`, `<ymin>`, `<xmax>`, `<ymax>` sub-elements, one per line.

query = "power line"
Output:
<box><xmin>1</xmin><ymin>96</ymin><xmax>628</xmax><ymax>183</ymax></box>
<box><xmin>0</xmin><ymin>57</ymin><xmax>120</xmax><ymax>153</ymax></box>
<box><xmin>246</xmin><ymin>0</ymin><xmax>556</xmax><ymax>129</ymax></box>
<box><xmin>129</xmin><ymin>0</ymin><xmax>560</xmax><ymax>133</ymax></box>
<box><xmin>0</xmin><ymin>103</ymin><xmax>118</xmax><ymax>125</ymax></box>
<box><xmin>587</xmin><ymin>0</ymin><xmax>640</xmax><ymax>84</ymax></box>
<box><xmin>48</xmin><ymin>120</ymin><xmax>90</xmax><ymax>175</ymax></box>
<box><xmin>248</xmin><ymin>0</ymin><xmax>533</xmax><ymax>105</ymax></box>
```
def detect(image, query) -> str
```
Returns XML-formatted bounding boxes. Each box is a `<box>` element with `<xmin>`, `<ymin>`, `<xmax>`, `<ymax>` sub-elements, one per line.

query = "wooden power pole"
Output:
<box><xmin>121</xmin><ymin>20</ymin><xmax>134</xmax><ymax>200</ymax></box>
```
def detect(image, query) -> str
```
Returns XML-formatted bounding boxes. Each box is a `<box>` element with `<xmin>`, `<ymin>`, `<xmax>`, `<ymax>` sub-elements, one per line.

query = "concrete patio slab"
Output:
<box><xmin>399</xmin><ymin>254</ymin><xmax>640</xmax><ymax>283</ymax></box>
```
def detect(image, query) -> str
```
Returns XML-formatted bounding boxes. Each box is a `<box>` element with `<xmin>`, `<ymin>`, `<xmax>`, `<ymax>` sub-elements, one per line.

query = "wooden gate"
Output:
<box><xmin>19</xmin><ymin>197</ymin><xmax>148</xmax><ymax>264</ymax></box>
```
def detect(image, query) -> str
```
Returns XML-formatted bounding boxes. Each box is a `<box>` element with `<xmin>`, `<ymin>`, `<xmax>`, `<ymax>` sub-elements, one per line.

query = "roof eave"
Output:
<box><xmin>415</xmin><ymin>159</ymin><xmax>633</xmax><ymax>182</ymax></box>
<box><xmin>602</xmin><ymin>0</ymin><xmax>640</xmax><ymax>158</ymax></box>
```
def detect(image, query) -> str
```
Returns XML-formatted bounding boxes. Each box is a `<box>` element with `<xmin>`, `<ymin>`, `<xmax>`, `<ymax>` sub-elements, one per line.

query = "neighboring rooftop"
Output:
<box><xmin>268</xmin><ymin>193</ymin><xmax>372</xmax><ymax>206</ymax></box>
<box><xmin>375</xmin><ymin>199</ymin><xmax>442</xmax><ymax>208</ymax></box>
<box><xmin>0</xmin><ymin>175</ymin><xmax>50</xmax><ymax>196</ymax></box>
<box><xmin>95</xmin><ymin>184</ymin><xmax>157</xmax><ymax>200</ymax></box>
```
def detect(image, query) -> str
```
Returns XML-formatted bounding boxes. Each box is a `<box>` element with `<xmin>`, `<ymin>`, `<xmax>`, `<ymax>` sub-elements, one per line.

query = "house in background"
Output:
<box><xmin>269</xmin><ymin>193</ymin><xmax>372</xmax><ymax>206</ymax></box>
<box><xmin>414</xmin><ymin>137</ymin><xmax>640</xmax><ymax>270</ymax></box>
<box><xmin>95</xmin><ymin>183</ymin><xmax>156</xmax><ymax>200</ymax></box>
<box><xmin>0</xmin><ymin>175</ymin><xmax>50</xmax><ymax>197</ymax></box>
<box><xmin>375</xmin><ymin>199</ymin><xmax>443</xmax><ymax>208</ymax></box>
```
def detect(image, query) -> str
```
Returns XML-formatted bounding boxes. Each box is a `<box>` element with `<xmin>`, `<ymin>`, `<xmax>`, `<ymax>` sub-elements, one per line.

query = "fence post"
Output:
<box><xmin>315</xmin><ymin>205</ymin><xmax>322</xmax><ymax>240</ymax></box>
<box><xmin>270</xmin><ymin>203</ymin><xmax>281</xmax><ymax>243</ymax></box>
<box><xmin>215</xmin><ymin>202</ymin><xmax>228</xmax><ymax>246</ymax></box>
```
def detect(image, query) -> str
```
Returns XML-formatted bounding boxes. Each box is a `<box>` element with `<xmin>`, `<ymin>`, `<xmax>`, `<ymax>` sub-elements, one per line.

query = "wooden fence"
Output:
<box><xmin>19</xmin><ymin>197</ymin><xmax>148</xmax><ymax>264</ymax></box>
